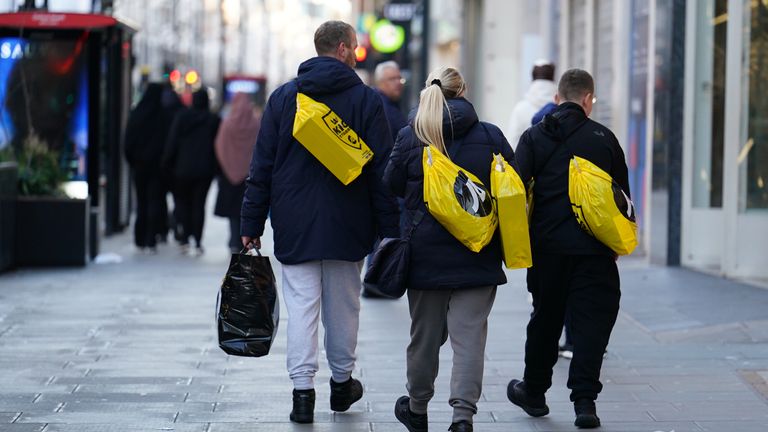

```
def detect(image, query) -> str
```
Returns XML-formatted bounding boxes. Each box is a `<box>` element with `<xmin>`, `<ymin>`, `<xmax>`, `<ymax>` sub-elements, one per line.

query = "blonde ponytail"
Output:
<box><xmin>414</xmin><ymin>67</ymin><xmax>466</xmax><ymax>157</ymax></box>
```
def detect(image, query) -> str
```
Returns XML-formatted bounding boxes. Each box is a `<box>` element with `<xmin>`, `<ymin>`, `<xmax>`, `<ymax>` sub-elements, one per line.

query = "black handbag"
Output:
<box><xmin>363</xmin><ymin>210</ymin><xmax>424</xmax><ymax>298</ymax></box>
<box><xmin>217</xmin><ymin>248</ymin><xmax>279</xmax><ymax>357</ymax></box>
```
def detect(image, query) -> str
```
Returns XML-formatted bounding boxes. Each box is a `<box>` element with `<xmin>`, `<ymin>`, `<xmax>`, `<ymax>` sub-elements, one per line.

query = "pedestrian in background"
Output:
<box><xmin>373</xmin><ymin>61</ymin><xmax>408</xmax><ymax>142</ymax></box>
<box><xmin>384</xmin><ymin>66</ymin><xmax>515</xmax><ymax>432</ymax></box>
<box><xmin>158</xmin><ymin>86</ymin><xmax>184</xmax><ymax>244</ymax></box>
<box><xmin>163</xmin><ymin>89</ymin><xmax>220</xmax><ymax>257</ymax></box>
<box><xmin>507</xmin><ymin>69</ymin><xmax>629</xmax><ymax>429</ymax></box>
<box><xmin>507</xmin><ymin>60</ymin><xmax>557</xmax><ymax>148</ymax></box>
<box><xmin>362</xmin><ymin>60</ymin><xmax>409</xmax><ymax>299</ymax></box>
<box><xmin>240</xmin><ymin>20</ymin><xmax>399</xmax><ymax>424</ymax></box>
<box><xmin>214</xmin><ymin>92</ymin><xmax>261</xmax><ymax>253</ymax></box>
<box><xmin>124</xmin><ymin>83</ymin><xmax>177</xmax><ymax>254</ymax></box>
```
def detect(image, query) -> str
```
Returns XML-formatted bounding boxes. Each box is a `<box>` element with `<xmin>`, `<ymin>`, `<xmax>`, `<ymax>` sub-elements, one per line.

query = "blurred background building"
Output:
<box><xmin>0</xmin><ymin>0</ymin><xmax>765</xmax><ymax>284</ymax></box>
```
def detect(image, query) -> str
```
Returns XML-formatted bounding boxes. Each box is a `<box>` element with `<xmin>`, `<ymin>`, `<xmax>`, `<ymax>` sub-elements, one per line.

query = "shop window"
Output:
<box><xmin>741</xmin><ymin>0</ymin><xmax>768</xmax><ymax>210</ymax></box>
<box><xmin>692</xmin><ymin>0</ymin><xmax>727</xmax><ymax>208</ymax></box>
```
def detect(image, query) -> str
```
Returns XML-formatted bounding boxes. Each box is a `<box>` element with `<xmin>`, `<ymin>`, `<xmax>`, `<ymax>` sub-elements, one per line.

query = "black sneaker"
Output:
<box><xmin>330</xmin><ymin>377</ymin><xmax>363</xmax><ymax>412</ymax></box>
<box><xmin>394</xmin><ymin>395</ymin><xmax>428</xmax><ymax>432</ymax></box>
<box><xmin>289</xmin><ymin>388</ymin><xmax>315</xmax><ymax>424</ymax></box>
<box><xmin>574</xmin><ymin>398</ymin><xmax>601</xmax><ymax>428</ymax></box>
<box><xmin>506</xmin><ymin>379</ymin><xmax>549</xmax><ymax>417</ymax></box>
<box><xmin>449</xmin><ymin>420</ymin><xmax>473</xmax><ymax>431</ymax></box>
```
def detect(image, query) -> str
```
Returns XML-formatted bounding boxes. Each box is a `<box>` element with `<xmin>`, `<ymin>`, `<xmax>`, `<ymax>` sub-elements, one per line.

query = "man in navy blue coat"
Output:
<box><xmin>240</xmin><ymin>21</ymin><xmax>399</xmax><ymax>424</ymax></box>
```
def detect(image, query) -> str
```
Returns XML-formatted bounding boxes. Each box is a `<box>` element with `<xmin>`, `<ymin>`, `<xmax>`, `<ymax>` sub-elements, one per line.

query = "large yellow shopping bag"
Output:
<box><xmin>490</xmin><ymin>154</ymin><xmax>532</xmax><ymax>268</ymax></box>
<box><xmin>568</xmin><ymin>156</ymin><xmax>638</xmax><ymax>255</ymax></box>
<box><xmin>422</xmin><ymin>146</ymin><xmax>497</xmax><ymax>252</ymax></box>
<box><xmin>293</xmin><ymin>93</ymin><xmax>373</xmax><ymax>185</ymax></box>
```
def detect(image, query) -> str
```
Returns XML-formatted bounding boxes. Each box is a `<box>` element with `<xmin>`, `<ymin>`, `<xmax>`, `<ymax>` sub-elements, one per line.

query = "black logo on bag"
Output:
<box><xmin>611</xmin><ymin>181</ymin><xmax>636</xmax><ymax>222</ymax></box>
<box><xmin>453</xmin><ymin>171</ymin><xmax>493</xmax><ymax>217</ymax></box>
<box><xmin>321</xmin><ymin>110</ymin><xmax>362</xmax><ymax>150</ymax></box>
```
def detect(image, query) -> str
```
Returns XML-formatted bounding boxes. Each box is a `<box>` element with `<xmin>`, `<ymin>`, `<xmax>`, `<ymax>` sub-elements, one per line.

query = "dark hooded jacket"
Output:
<box><xmin>515</xmin><ymin>102</ymin><xmax>630</xmax><ymax>256</ymax></box>
<box><xmin>240</xmin><ymin>56</ymin><xmax>400</xmax><ymax>264</ymax></box>
<box><xmin>383</xmin><ymin>97</ymin><xmax>514</xmax><ymax>291</ymax></box>
<box><xmin>124</xmin><ymin>83</ymin><xmax>178</xmax><ymax>173</ymax></box>
<box><xmin>163</xmin><ymin>90</ymin><xmax>220</xmax><ymax>181</ymax></box>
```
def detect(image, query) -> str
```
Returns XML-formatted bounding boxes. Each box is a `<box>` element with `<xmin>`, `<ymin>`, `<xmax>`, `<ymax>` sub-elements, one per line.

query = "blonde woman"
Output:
<box><xmin>383</xmin><ymin>67</ymin><xmax>517</xmax><ymax>432</ymax></box>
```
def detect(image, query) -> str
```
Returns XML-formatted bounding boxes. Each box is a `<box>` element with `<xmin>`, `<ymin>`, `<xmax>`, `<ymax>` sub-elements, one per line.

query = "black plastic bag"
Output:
<box><xmin>217</xmin><ymin>249</ymin><xmax>279</xmax><ymax>357</ymax></box>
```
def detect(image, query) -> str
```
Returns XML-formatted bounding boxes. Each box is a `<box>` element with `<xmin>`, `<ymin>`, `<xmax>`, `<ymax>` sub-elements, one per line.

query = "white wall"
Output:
<box><xmin>476</xmin><ymin>0</ymin><xmax>549</xmax><ymax>132</ymax></box>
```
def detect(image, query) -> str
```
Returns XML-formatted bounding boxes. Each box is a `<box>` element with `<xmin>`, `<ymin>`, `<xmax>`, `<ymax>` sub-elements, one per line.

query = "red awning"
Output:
<box><xmin>0</xmin><ymin>12</ymin><xmax>118</xmax><ymax>29</ymax></box>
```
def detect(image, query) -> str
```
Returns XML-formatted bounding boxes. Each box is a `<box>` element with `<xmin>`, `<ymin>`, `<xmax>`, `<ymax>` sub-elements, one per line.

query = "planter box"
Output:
<box><xmin>0</xmin><ymin>162</ymin><xmax>16</xmax><ymax>272</ymax></box>
<box><xmin>15</xmin><ymin>196</ymin><xmax>89</xmax><ymax>267</ymax></box>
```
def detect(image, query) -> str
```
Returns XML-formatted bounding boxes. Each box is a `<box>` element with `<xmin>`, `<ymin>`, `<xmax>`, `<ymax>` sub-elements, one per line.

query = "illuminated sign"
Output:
<box><xmin>370</xmin><ymin>19</ymin><xmax>405</xmax><ymax>54</ymax></box>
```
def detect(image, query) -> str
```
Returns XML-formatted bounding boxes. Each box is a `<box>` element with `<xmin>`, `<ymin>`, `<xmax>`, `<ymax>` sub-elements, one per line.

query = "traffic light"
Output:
<box><xmin>355</xmin><ymin>46</ymin><xmax>368</xmax><ymax>63</ymax></box>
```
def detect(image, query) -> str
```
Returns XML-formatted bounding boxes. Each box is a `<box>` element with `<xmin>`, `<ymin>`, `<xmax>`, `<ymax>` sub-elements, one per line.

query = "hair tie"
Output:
<box><xmin>430</xmin><ymin>79</ymin><xmax>442</xmax><ymax>88</ymax></box>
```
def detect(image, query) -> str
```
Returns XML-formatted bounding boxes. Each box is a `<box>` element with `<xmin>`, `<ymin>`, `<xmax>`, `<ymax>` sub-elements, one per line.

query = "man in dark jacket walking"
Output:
<box><xmin>373</xmin><ymin>61</ymin><xmax>407</xmax><ymax>140</ymax></box>
<box><xmin>361</xmin><ymin>60</ymin><xmax>409</xmax><ymax>299</ymax></box>
<box><xmin>506</xmin><ymin>69</ymin><xmax>629</xmax><ymax>429</ymax></box>
<box><xmin>240</xmin><ymin>20</ymin><xmax>400</xmax><ymax>424</ymax></box>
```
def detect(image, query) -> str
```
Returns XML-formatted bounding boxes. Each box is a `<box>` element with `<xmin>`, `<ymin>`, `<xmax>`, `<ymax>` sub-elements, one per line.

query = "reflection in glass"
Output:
<box><xmin>741</xmin><ymin>0</ymin><xmax>768</xmax><ymax>209</ymax></box>
<box><xmin>692</xmin><ymin>0</ymin><xmax>726</xmax><ymax>208</ymax></box>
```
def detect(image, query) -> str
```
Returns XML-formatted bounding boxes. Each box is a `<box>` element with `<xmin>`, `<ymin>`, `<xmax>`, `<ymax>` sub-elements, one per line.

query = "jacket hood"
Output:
<box><xmin>539</xmin><ymin>102</ymin><xmax>588</xmax><ymax>140</ymax></box>
<box><xmin>296</xmin><ymin>56</ymin><xmax>362</xmax><ymax>95</ymax></box>
<box><xmin>407</xmin><ymin>97</ymin><xmax>479</xmax><ymax>140</ymax></box>
<box><xmin>525</xmin><ymin>79</ymin><xmax>557</xmax><ymax>107</ymax></box>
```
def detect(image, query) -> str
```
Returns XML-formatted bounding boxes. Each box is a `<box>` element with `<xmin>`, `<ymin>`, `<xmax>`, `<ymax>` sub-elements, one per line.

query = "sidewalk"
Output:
<box><xmin>1</xmin><ymin>202</ymin><xmax>768</xmax><ymax>431</ymax></box>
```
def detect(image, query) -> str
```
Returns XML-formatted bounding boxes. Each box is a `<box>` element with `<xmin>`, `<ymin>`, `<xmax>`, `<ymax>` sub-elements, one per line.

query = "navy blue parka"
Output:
<box><xmin>240</xmin><ymin>56</ymin><xmax>400</xmax><ymax>264</ymax></box>
<box><xmin>383</xmin><ymin>97</ymin><xmax>515</xmax><ymax>290</ymax></box>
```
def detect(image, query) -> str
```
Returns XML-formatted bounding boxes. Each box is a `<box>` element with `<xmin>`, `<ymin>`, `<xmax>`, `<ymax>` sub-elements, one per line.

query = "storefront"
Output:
<box><xmin>682</xmin><ymin>0</ymin><xmax>768</xmax><ymax>280</ymax></box>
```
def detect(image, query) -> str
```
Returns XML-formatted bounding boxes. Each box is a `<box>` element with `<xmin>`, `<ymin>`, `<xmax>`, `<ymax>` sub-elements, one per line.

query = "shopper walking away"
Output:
<box><xmin>163</xmin><ymin>89</ymin><xmax>220</xmax><ymax>256</ymax></box>
<box><xmin>240</xmin><ymin>20</ymin><xmax>399</xmax><ymax>424</ymax></box>
<box><xmin>384</xmin><ymin>66</ymin><xmax>516</xmax><ymax>432</ymax></box>
<box><xmin>124</xmin><ymin>83</ymin><xmax>176</xmax><ymax>254</ymax></box>
<box><xmin>506</xmin><ymin>69</ymin><xmax>629</xmax><ymax>429</ymax></box>
<box><xmin>214</xmin><ymin>92</ymin><xmax>261</xmax><ymax>253</ymax></box>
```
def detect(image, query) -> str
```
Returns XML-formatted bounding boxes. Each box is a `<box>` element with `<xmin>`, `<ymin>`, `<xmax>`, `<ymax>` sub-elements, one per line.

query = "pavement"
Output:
<box><xmin>1</xmin><ymin>192</ymin><xmax>768</xmax><ymax>431</ymax></box>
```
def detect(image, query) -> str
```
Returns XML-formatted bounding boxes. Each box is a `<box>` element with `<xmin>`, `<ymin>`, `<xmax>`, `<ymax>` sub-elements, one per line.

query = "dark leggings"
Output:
<box><xmin>175</xmin><ymin>178</ymin><xmax>211</xmax><ymax>247</ymax></box>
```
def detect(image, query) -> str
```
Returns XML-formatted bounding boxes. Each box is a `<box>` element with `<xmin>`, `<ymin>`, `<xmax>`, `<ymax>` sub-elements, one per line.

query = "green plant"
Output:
<box><xmin>1</xmin><ymin>134</ymin><xmax>67</xmax><ymax>197</ymax></box>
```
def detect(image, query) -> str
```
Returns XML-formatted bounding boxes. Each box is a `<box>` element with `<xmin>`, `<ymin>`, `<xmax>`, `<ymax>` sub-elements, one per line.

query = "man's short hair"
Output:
<box><xmin>314</xmin><ymin>21</ymin><xmax>354</xmax><ymax>56</ymax></box>
<box><xmin>374</xmin><ymin>61</ymin><xmax>399</xmax><ymax>83</ymax></box>
<box><xmin>557</xmin><ymin>68</ymin><xmax>595</xmax><ymax>102</ymax></box>
<box><xmin>532</xmin><ymin>60</ymin><xmax>555</xmax><ymax>81</ymax></box>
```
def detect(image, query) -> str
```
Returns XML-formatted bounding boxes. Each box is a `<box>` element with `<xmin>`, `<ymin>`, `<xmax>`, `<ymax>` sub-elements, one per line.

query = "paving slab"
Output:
<box><xmin>1</xmin><ymin>192</ymin><xmax>768</xmax><ymax>430</ymax></box>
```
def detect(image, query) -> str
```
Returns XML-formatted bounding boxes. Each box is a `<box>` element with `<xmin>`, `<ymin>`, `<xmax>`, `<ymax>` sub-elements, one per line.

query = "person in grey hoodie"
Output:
<box><xmin>507</xmin><ymin>61</ymin><xmax>557</xmax><ymax>149</ymax></box>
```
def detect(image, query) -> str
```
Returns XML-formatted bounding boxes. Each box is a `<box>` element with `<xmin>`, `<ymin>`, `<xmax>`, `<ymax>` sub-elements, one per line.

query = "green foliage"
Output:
<box><xmin>0</xmin><ymin>134</ymin><xmax>66</xmax><ymax>197</ymax></box>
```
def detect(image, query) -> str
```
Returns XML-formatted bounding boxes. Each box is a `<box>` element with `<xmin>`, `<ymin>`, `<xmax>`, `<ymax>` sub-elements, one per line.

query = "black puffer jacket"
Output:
<box><xmin>163</xmin><ymin>91</ymin><xmax>221</xmax><ymax>181</ymax></box>
<box><xmin>383</xmin><ymin>97</ymin><xmax>515</xmax><ymax>291</ymax></box>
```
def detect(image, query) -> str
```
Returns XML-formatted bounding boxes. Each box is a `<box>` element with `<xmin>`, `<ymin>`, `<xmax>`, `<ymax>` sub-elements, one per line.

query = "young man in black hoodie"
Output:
<box><xmin>240</xmin><ymin>21</ymin><xmax>399</xmax><ymax>424</ymax></box>
<box><xmin>506</xmin><ymin>69</ymin><xmax>630</xmax><ymax>429</ymax></box>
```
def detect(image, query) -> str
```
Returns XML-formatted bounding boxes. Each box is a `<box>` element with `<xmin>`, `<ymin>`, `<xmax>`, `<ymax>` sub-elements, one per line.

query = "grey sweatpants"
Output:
<box><xmin>405</xmin><ymin>286</ymin><xmax>497</xmax><ymax>423</ymax></box>
<box><xmin>282</xmin><ymin>260</ymin><xmax>364</xmax><ymax>390</ymax></box>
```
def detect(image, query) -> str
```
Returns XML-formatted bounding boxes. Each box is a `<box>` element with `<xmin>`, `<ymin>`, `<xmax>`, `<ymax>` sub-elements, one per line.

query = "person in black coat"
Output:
<box><xmin>163</xmin><ymin>89</ymin><xmax>220</xmax><ymax>256</ymax></box>
<box><xmin>124</xmin><ymin>83</ymin><xmax>178</xmax><ymax>253</ymax></box>
<box><xmin>383</xmin><ymin>66</ymin><xmax>515</xmax><ymax>432</ymax></box>
<box><xmin>506</xmin><ymin>69</ymin><xmax>630</xmax><ymax>429</ymax></box>
<box><xmin>239</xmin><ymin>21</ymin><xmax>399</xmax><ymax>424</ymax></box>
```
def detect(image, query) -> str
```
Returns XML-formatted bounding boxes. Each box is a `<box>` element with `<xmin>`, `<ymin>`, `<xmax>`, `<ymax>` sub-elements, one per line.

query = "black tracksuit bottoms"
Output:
<box><xmin>523</xmin><ymin>252</ymin><xmax>620</xmax><ymax>402</ymax></box>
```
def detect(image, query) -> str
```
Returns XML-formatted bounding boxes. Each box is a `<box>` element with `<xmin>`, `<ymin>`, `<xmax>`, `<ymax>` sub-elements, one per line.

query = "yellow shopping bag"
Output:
<box><xmin>568</xmin><ymin>156</ymin><xmax>638</xmax><ymax>255</ymax></box>
<box><xmin>422</xmin><ymin>146</ymin><xmax>497</xmax><ymax>252</ymax></box>
<box><xmin>490</xmin><ymin>154</ymin><xmax>532</xmax><ymax>269</ymax></box>
<box><xmin>293</xmin><ymin>93</ymin><xmax>373</xmax><ymax>185</ymax></box>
